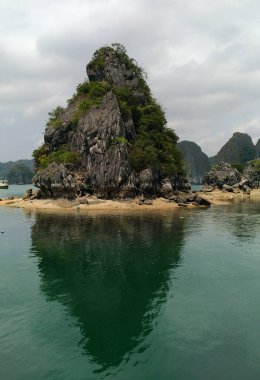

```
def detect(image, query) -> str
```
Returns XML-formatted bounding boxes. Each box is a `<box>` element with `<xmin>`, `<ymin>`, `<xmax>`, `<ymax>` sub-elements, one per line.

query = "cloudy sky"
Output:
<box><xmin>1</xmin><ymin>0</ymin><xmax>260</xmax><ymax>161</ymax></box>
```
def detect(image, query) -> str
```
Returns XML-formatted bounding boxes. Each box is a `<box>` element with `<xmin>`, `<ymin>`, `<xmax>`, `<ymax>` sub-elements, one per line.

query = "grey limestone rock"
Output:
<box><xmin>202</xmin><ymin>162</ymin><xmax>241</xmax><ymax>189</ymax></box>
<box><xmin>87</xmin><ymin>50</ymin><xmax>140</xmax><ymax>89</ymax></box>
<box><xmin>23</xmin><ymin>188</ymin><xmax>41</xmax><ymax>200</ymax></box>
<box><xmin>222</xmin><ymin>184</ymin><xmax>234</xmax><ymax>192</ymax></box>
<box><xmin>202</xmin><ymin>159</ymin><xmax>260</xmax><ymax>192</ymax></box>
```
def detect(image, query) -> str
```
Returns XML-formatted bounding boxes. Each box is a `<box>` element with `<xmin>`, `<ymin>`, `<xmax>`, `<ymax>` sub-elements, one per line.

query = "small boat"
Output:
<box><xmin>0</xmin><ymin>178</ymin><xmax>8</xmax><ymax>189</ymax></box>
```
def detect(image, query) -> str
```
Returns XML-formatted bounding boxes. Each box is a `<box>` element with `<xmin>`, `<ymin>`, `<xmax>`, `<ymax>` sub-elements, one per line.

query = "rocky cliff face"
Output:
<box><xmin>177</xmin><ymin>141</ymin><xmax>210</xmax><ymax>184</ymax></box>
<box><xmin>33</xmin><ymin>44</ymin><xmax>189</xmax><ymax>199</ymax></box>
<box><xmin>211</xmin><ymin>132</ymin><xmax>255</xmax><ymax>165</ymax></box>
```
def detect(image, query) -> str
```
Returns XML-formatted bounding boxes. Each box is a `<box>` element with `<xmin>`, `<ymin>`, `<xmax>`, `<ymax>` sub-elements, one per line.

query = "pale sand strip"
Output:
<box><xmin>0</xmin><ymin>189</ymin><xmax>259</xmax><ymax>213</ymax></box>
<box><xmin>0</xmin><ymin>197</ymin><xmax>180</xmax><ymax>212</ymax></box>
<box><xmin>197</xmin><ymin>189</ymin><xmax>260</xmax><ymax>205</ymax></box>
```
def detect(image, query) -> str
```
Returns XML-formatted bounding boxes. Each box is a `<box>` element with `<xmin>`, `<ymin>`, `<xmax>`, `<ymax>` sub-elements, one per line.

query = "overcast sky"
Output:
<box><xmin>1</xmin><ymin>0</ymin><xmax>260</xmax><ymax>161</ymax></box>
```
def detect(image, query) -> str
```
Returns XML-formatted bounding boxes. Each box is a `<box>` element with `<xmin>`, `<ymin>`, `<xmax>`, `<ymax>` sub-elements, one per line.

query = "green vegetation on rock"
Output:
<box><xmin>250</xmin><ymin>159</ymin><xmax>260</xmax><ymax>173</ymax></box>
<box><xmin>46</xmin><ymin>106</ymin><xmax>64</xmax><ymax>129</ymax></box>
<box><xmin>230</xmin><ymin>162</ymin><xmax>245</xmax><ymax>173</ymax></box>
<box><xmin>67</xmin><ymin>81</ymin><xmax>113</xmax><ymax>127</ymax></box>
<box><xmin>113</xmin><ymin>136</ymin><xmax>128</xmax><ymax>145</ymax></box>
<box><xmin>130</xmin><ymin>128</ymin><xmax>183</xmax><ymax>176</ymax></box>
<box><xmin>87</xmin><ymin>43</ymin><xmax>146</xmax><ymax>81</ymax></box>
<box><xmin>33</xmin><ymin>145</ymin><xmax>80</xmax><ymax>170</ymax></box>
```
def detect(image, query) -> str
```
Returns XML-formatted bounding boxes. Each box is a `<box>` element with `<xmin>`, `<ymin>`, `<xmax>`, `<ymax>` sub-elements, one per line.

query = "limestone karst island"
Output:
<box><xmin>1</xmin><ymin>44</ymin><xmax>259</xmax><ymax>211</ymax></box>
<box><xmin>32</xmin><ymin>43</ymin><xmax>190</xmax><ymax>202</ymax></box>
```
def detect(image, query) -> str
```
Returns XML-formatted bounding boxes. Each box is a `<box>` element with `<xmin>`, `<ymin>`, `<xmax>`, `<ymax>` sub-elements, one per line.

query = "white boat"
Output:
<box><xmin>0</xmin><ymin>179</ymin><xmax>8</xmax><ymax>189</ymax></box>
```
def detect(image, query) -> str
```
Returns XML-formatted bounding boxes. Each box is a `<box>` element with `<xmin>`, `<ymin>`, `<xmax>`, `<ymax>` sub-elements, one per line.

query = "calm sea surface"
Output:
<box><xmin>0</xmin><ymin>197</ymin><xmax>260</xmax><ymax>379</ymax></box>
<box><xmin>0</xmin><ymin>184</ymin><xmax>36</xmax><ymax>199</ymax></box>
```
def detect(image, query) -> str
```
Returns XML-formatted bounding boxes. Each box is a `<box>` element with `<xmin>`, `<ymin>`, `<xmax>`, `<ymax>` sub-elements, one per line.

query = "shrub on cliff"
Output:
<box><xmin>33</xmin><ymin>145</ymin><xmax>80</xmax><ymax>169</ymax></box>
<box><xmin>47</xmin><ymin>106</ymin><xmax>64</xmax><ymax>129</ymax></box>
<box><xmin>250</xmin><ymin>159</ymin><xmax>260</xmax><ymax>173</ymax></box>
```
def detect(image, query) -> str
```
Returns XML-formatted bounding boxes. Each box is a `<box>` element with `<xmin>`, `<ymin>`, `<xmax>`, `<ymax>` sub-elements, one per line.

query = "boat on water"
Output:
<box><xmin>0</xmin><ymin>179</ymin><xmax>8</xmax><ymax>189</ymax></box>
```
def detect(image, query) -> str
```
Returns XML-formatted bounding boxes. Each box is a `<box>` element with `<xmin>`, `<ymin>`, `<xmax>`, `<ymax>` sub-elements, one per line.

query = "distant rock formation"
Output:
<box><xmin>33</xmin><ymin>44</ymin><xmax>189</xmax><ymax>199</ymax></box>
<box><xmin>202</xmin><ymin>162</ymin><xmax>241</xmax><ymax>190</ymax></box>
<box><xmin>211</xmin><ymin>132</ymin><xmax>255</xmax><ymax>165</ymax></box>
<box><xmin>0</xmin><ymin>159</ymin><xmax>34</xmax><ymax>184</ymax></box>
<box><xmin>255</xmin><ymin>138</ymin><xmax>260</xmax><ymax>158</ymax></box>
<box><xmin>202</xmin><ymin>160</ymin><xmax>260</xmax><ymax>193</ymax></box>
<box><xmin>177</xmin><ymin>141</ymin><xmax>210</xmax><ymax>184</ymax></box>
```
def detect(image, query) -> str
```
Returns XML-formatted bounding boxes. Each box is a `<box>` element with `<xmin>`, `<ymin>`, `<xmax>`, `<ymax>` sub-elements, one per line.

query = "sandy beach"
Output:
<box><xmin>0</xmin><ymin>197</ymin><xmax>180</xmax><ymax>212</ymax></box>
<box><xmin>196</xmin><ymin>189</ymin><xmax>260</xmax><ymax>205</ymax></box>
<box><xmin>0</xmin><ymin>189</ymin><xmax>260</xmax><ymax>213</ymax></box>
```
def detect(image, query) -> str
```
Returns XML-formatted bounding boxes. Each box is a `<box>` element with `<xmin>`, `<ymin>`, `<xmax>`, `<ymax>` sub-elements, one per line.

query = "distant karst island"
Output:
<box><xmin>178</xmin><ymin>132</ymin><xmax>260</xmax><ymax>184</ymax></box>
<box><xmin>0</xmin><ymin>159</ymin><xmax>34</xmax><ymax>184</ymax></box>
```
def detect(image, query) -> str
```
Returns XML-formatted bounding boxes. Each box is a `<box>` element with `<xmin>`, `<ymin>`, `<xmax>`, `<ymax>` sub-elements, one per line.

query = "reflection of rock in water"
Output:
<box><xmin>231</xmin><ymin>201</ymin><xmax>260</xmax><ymax>241</ymax></box>
<box><xmin>209</xmin><ymin>201</ymin><xmax>260</xmax><ymax>242</ymax></box>
<box><xmin>31</xmin><ymin>212</ymin><xmax>185</xmax><ymax>370</ymax></box>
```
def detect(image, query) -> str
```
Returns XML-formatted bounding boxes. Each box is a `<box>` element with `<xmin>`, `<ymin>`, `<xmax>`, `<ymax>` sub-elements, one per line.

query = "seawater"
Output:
<box><xmin>0</xmin><ymin>184</ymin><xmax>36</xmax><ymax>199</ymax></box>
<box><xmin>0</xmin><ymin>200</ymin><xmax>260</xmax><ymax>380</ymax></box>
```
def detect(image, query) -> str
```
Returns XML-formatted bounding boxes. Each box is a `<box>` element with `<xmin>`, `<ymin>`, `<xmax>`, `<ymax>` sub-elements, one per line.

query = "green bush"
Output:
<box><xmin>118</xmin><ymin>100</ymin><xmax>132</xmax><ymax>120</ymax></box>
<box><xmin>47</xmin><ymin>150</ymin><xmax>80</xmax><ymax>166</ymax></box>
<box><xmin>250</xmin><ymin>159</ymin><xmax>260</xmax><ymax>173</ymax></box>
<box><xmin>128</xmin><ymin>128</ymin><xmax>183</xmax><ymax>177</ymax></box>
<box><xmin>129</xmin><ymin>145</ymin><xmax>158</xmax><ymax>172</ymax></box>
<box><xmin>76</xmin><ymin>81</ymin><xmax>91</xmax><ymax>95</ymax></box>
<box><xmin>46</xmin><ymin>106</ymin><xmax>64</xmax><ymax>129</ymax></box>
<box><xmin>231</xmin><ymin>163</ymin><xmax>245</xmax><ymax>172</ymax></box>
<box><xmin>78</xmin><ymin>98</ymin><xmax>96</xmax><ymax>115</ymax></box>
<box><xmin>114</xmin><ymin>136</ymin><xmax>128</xmax><ymax>145</ymax></box>
<box><xmin>33</xmin><ymin>144</ymin><xmax>47</xmax><ymax>168</ymax></box>
<box><xmin>33</xmin><ymin>145</ymin><xmax>80</xmax><ymax>169</ymax></box>
<box><xmin>69</xmin><ymin>112</ymin><xmax>80</xmax><ymax>128</ymax></box>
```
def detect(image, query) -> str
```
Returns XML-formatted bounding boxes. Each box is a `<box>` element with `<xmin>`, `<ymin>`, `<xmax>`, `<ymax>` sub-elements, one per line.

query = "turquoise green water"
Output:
<box><xmin>0</xmin><ymin>201</ymin><xmax>260</xmax><ymax>379</ymax></box>
<box><xmin>0</xmin><ymin>184</ymin><xmax>36</xmax><ymax>198</ymax></box>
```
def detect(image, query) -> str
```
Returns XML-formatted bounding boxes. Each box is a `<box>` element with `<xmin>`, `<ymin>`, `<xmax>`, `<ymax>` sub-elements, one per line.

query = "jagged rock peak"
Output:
<box><xmin>33</xmin><ymin>44</ymin><xmax>189</xmax><ymax>199</ymax></box>
<box><xmin>87</xmin><ymin>43</ymin><xmax>145</xmax><ymax>89</ymax></box>
<box><xmin>211</xmin><ymin>132</ymin><xmax>255</xmax><ymax>165</ymax></box>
